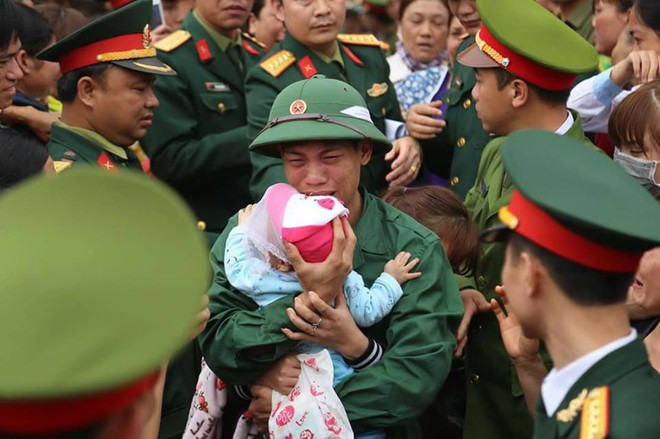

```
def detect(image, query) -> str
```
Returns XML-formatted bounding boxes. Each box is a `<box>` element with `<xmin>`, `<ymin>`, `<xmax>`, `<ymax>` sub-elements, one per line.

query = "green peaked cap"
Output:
<box><xmin>0</xmin><ymin>170</ymin><xmax>209</xmax><ymax>399</ymax></box>
<box><xmin>500</xmin><ymin>130</ymin><xmax>660</xmax><ymax>252</ymax></box>
<box><xmin>37</xmin><ymin>0</ymin><xmax>175</xmax><ymax>76</ymax></box>
<box><xmin>249</xmin><ymin>75</ymin><xmax>392</xmax><ymax>157</ymax></box>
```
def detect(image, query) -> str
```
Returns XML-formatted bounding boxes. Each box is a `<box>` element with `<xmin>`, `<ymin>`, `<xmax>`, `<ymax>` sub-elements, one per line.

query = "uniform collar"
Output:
<box><xmin>191</xmin><ymin>9</ymin><xmax>241</xmax><ymax>52</ymax></box>
<box><xmin>54</xmin><ymin>120</ymin><xmax>128</xmax><ymax>160</ymax></box>
<box><xmin>312</xmin><ymin>44</ymin><xmax>343</xmax><ymax>68</ymax></box>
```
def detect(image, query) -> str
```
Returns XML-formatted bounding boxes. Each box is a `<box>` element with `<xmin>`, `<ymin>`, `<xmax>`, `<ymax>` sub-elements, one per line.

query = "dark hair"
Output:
<box><xmin>16</xmin><ymin>4</ymin><xmax>53</xmax><ymax>57</ymax></box>
<box><xmin>0</xmin><ymin>127</ymin><xmax>49</xmax><ymax>193</ymax></box>
<box><xmin>57</xmin><ymin>63</ymin><xmax>111</xmax><ymax>103</ymax></box>
<box><xmin>595</xmin><ymin>0</ymin><xmax>633</xmax><ymax>14</ymax></box>
<box><xmin>0</xmin><ymin>422</ymin><xmax>103</xmax><ymax>439</ymax></box>
<box><xmin>35</xmin><ymin>4</ymin><xmax>90</xmax><ymax>42</ymax></box>
<box><xmin>507</xmin><ymin>234</ymin><xmax>635</xmax><ymax>306</ymax></box>
<box><xmin>383</xmin><ymin>185</ymin><xmax>481</xmax><ymax>276</ymax></box>
<box><xmin>492</xmin><ymin>68</ymin><xmax>571</xmax><ymax>105</ymax></box>
<box><xmin>252</xmin><ymin>0</ymin><xmax>266</xmax><ymax>16</ymax></box>
<box><xmin>0</xmin><ymin>0</ymin><xmax>23</xmax><ymax>51</ymax></box>
<box><xmin>399</xmin><ymin>0</ymin><xmax>449</xmax><ymax>20</ymax></box>
<box><xmin>634</xmin><ymin>0</ymin><xmax>660</xmax><ymax>31</ymax></box>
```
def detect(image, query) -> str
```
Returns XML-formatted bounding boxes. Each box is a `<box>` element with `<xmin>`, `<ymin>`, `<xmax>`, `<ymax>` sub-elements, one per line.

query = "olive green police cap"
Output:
<box><xmin>38</xmin><ymin>0</ymin><xmax>175</xmax><ymax>76</ymax></box>
<box><xmin>458</xmin><ymin>0</ymin><xmax>598</xmax><ymax>91</ymax></box>
<box><xmin>249</xmin><ymin>75</ymin><xmax>392</xmax><ymax>157</ymax></box>
<box><xmin>482</xmin><ymin>130</ymin><xmax>660</xmax><ymax>273</ymax></box>
<box><xmin>0</xmin><ymin>170</ymin><xmax>208</xmax><ymax>435</ymax></box>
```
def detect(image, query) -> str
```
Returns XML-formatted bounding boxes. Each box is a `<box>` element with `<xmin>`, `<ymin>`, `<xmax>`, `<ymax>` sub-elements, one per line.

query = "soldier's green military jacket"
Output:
<box><xmin>534</xmin><ymin>338</ymin><xmax>660</xmax><ymax>438</ymax></box>
<box><xmin>199</xmin><ymin>189</ymin><xmax>464</xmax><ymax>439</ymax></box>
<box><xmin>142</xmin><ymin>13</ymin><xmax>264</xmax><ymax>233</ymax></box>
<box><xmin>245</xmin><ymin>33</ymin><xmax>403</xmax><ymax>200</ymax></box>
<box><xmin>48</xmin><ymin>121</ymin><xmax>143</xmax><ymax>171</ymax></box>
<box><xmin>419</xmin><ymin>37</ymin><xmax>491</xmax><ymax>199</ymax></box>
<box><xmin>460</xmin><ymin>112</ymin><xmax>595</xmax><ymax>439</ymax></box>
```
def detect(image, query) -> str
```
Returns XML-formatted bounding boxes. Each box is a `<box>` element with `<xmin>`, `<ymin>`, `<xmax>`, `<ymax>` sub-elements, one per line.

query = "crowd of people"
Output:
<box><xmin>0</xmin><ymin>0</ymin><xmax>659</xmax><ymax>438</ymax></box>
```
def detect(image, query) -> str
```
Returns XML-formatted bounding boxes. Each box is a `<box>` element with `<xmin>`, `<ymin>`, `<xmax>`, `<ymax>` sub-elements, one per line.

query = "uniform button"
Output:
<box><xmin>381</xmin><ymin>107</ymin><xmax>387</xmax><ymax>116</ymax></box>
<box><xmin>197</xmin><ymin>221</ymin><xmax>206</xmax><ymax>231</ymax></box>
<box><xmin>217</xmin><ymin>103</ymin><xmax>226</xmax><ymax>113</ymax></box>
<box><xmin>470</xmin><ymin>374</ymin><xmax>480</xmax><ymax>384</ymax></box>
<box><xmin>463</xmin><ymin>99</ymin><xmax>472</xmax><ymax>109</ymax></box>
<box><xmin>478</xmin><ymin>276</ymin><xmax>486</xmax><ymax>288</ymax></box>
<box><xmin>451</xmin><ymin>176</ymin><xmax>459</xmax><ymax>186</ymax></box>
<box><xmin>445</xmin><ymin>97</ymin><xmax>451</xmax><ymax>104</ymax></box>
<box><xmin>457</xmin><ymin>137</ymin><xmax>466</xmax><ymax>147</ymax></box>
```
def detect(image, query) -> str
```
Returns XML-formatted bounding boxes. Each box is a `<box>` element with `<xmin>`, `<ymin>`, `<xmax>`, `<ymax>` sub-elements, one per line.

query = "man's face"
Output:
<box><xmin>275</xmin><ymin>0</ymin><xmax>345</xmax><ymax>53</ymax></box>
<box><xmin>472</xmin><ymin>68</ymin><xmax>514</xmax><ymax>135</ymax></box>
<box><xmin>89</xmin><ymin>67</ymin><xmax>159</xmax><ymax>147</ymax></box>
<box><xmin>196</xmin><ymin>0</ymin><xmax>253</xmax><ymax>37</ymax></box>
<box><xmin>281</xmin><ymin>139</ymin><xmax>371</xmax><ymax>215</ymax></box>
<box><xmin>447</xmin><ymin>0</ymin><xmax>480</xmax><ymax>36</ymax></box>
<box><xmin>0</xmin><ymin>36</ymin><xmax>24</xmax><ymax>110</ymax></box>
<box><xmin>163</xmin><ymin>0</ymin><xmax>196</xmax><ymax>29</ymax></box>
<box><xmin>249</xmin><ymin>0</ymin><xmax>285</xmax><ymax>50</ymax></box>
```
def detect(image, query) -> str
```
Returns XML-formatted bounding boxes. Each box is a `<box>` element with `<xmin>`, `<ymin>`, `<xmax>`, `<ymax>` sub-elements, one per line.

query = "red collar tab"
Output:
<box><xmin>242</xmin><ymin>40</ymin><xmax>260</xmax><ymax>56</ymax></box>
<box><xmin>196</xmin><ymin>39</ymin><xmax>213</xmax><ymax>62</ymax></box>
<box><xmin>297</xmin><ymin>56</ymin><xmax>318</xmax><ymax>79</ymax></box>
<box><xmin>0</xmin><ymin>372</ymin><xmax>159</xmax><ymax>435</ymax></box>
<box><xmin>341</xmin><ymin>45</ymin><xmax>364</xmax><ymax>67</ymax></box>
<box><xmin>506</xmin><ymin>190</ymin><xmax>642</xmax><ymax>272</ymax></box>
<box><xmin>476</xmin><ymin>25</ymin><xmax>577</xmax><ymax>91</ymax></box>
<box><xmin>59</xmin><ymin>32</ymin><xmax>153</xmax><ymax>74</ymax></box>
<box><xmin>97</xmin><ymin>151</ymin><xmax>118</xmax><ymax>172</ymax></box>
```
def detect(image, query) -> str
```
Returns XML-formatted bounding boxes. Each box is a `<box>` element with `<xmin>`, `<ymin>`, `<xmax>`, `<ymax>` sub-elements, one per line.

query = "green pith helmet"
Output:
<box><xmin>0</xmin><ymin>170</ymin><xmax>208</xmax><ymax>435</ymax></box>
<box><xmin>249</xmin><ymin>75</ymin><xmax>392</xmax><ymax>157</ymax></box>
<box><xmin>482</xmin><ymin>130</ymin><xmax>660</xmax><ymax>273</ymax></box>
<box><xmin>37</xmin><ymin>0</ymin><xmax>175</xmax><ymax>76</ymax></box>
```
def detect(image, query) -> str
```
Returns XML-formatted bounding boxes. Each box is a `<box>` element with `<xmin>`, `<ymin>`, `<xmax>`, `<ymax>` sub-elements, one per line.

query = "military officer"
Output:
<box><xmin>0</xmin><ymin>170</ymin><xmax>209</xmax><ymax>438</ymax></box>
<box><xmin>37</xmin><ymin>0</ymin><xmax>175</xmax><ymax>174</ymax></box>
<box><xmin>199</xmin><ymin>76</ymin><xmax>464</xmax><ymax>438</ymax></box>
<box><xmin>141</xmin><ymin>0</ymin><xmax>264</xmax><ymax>235</ymax></box>
<box><xmin>245</xmin><ymin>0</ymin><xmax>422</xmax><ymax>200</ymax></box>
<box><xmin>484</xmin><ymin>130</ymin><xmax>660</xmax><ymax>438</ymax></box>
<box><xmin>451</xmin><ymin>0</ymin><xmax>600</xmax><ymax>437</ymax></box>
<box><xmin>404</xmin><ymin>0</ymin><xmax>490</xmax><ymax>200</ymax></box>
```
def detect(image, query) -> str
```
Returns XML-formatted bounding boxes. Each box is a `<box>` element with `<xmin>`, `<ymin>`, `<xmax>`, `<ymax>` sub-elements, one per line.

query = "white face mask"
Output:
<box><xmin>613</xmin><ymin>147</ymin><xmax>660</xmax><ymax>189</ymax></box>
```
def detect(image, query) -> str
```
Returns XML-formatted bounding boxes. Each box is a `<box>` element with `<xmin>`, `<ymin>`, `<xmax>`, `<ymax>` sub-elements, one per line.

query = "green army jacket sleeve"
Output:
<box><xmin>534</xmin><ymin>338</ymin><xmax>660</xmax><ymax>439</ymax></box>
<box><xmin>245</xmin><ymin>34</ymin><xmax>402</xmax><ymax>200</ymax></box>
<box><xmin>141</xmin><ymin>13</ymin><xmax>263</xmax><ymax>187</ymax></box>
<box><xmin>199</xmin><ymin>191</ymin><xmax>464</xmax><ymax>437</ymax></box>
<box><xmin>460</xmin><ymin>113</ymin><xmax>599</xmax><ymax>439</ymax></box>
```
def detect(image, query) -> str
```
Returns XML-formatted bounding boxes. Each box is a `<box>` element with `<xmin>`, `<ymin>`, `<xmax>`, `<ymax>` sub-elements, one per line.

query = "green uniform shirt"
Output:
<box><xmin>565</xmin><ymin>0</ymin><xmax>594</xmax><ymax>44</ymax></box>
<box><xmin>245</xmin><ymin>33</ymin><xmax>403</xmax><ymax>200</ymax></box>
<box><xmin>199</xmin><ymin>189</ymin><xmax>464</xmax><ymax>438</ymax></box>
<box><xmin>460</xmin><ymin>112</ymin><xmax>595</xmax><ymax>439</ymax></box>
<box><xmin>47</xmin><ymin>121</ymin><xmax>143</xmax><ymax>171</ymax></box>
<box><xmin>534</xmin><ymin>338</ymin><xmax>660</xmax><ymax>438</ymax></box>
<box><xmin>142</xmin><ymin>12</ymin><xmax>264</xmax><ymax>233</ymax></box>
<box><xmin>419</xmin><ymin>37</ymin><xmax>492</xmax><ymax>200</ymax></box>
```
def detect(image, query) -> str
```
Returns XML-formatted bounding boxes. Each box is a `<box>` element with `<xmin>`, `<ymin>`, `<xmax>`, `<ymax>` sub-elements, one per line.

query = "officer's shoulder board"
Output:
<box><xmin>579</xmin><ymin>386</ymin><xmax>609</xmax><ymax>439</ymax></box>
<box><xmin>242</xmin><ymin>32</ymin><xmax>266</xmax><ymax>49</ymax></box>
<box><xmin>259</xmin><ymin>50</ymin><xmax>296</xmax><ymax>77</ymax></box>
<box><xmin>337</xmin><ymin>34</ymin><xmax>389</xmax><ymax>51</ymax></box>
<box><xmin>154</xmin><ymin>30</ymin><xmax>192</xmax><ymax>53</ymax></box>
<box><xmin>53</xmin><ymin>161</ymin><xmax>72</xmax><ymax>174</ymax></box>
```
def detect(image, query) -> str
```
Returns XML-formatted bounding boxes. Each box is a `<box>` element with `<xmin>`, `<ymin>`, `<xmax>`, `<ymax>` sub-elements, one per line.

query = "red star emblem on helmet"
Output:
<box><xmin>289</xmin><ymin>99</ymin><xmax>307</xmax><ymax>115</ymax></box>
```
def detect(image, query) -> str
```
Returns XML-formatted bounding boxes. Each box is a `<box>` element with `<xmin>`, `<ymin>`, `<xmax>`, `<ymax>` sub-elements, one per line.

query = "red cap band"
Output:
<box><xmin>476</xmin><ymin>25</ymin><xmax>577</xmax><ymax>91</ymax></box>
<box><xmin>508</xmin><ymin>190</ymin><xmax>642</xmax><ymax>272</ymax></box>
<box><xmin>59</xmin><ymin>33</ymin><xmax>149</xmax><ymax>74</ymax></box>
<box><xmin>0</xmin><ymin>372</ymin><xmax>159</xmax><ymax>435</ymax></box>
<box><xmin>111</xmin><ymin>0</ymin><xmax>133</xmax><ymax>9</ymax></box>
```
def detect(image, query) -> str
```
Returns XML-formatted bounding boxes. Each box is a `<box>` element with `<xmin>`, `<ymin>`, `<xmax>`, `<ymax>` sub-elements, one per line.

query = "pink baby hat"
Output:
<box><xmin>264</xmin><ymin>183</ymin><xmax>349</xmax><ymax>263</ymax></box>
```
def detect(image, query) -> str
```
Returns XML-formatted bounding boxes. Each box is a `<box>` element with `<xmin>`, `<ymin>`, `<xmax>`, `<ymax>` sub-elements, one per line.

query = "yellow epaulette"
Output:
<box><xmin>154</xmin><ymin>30</ymin><xmax>191</xmax><ymax>53</ymax></box>
<box><xmin>579</xmin><ymin>387</ymin><xmax>610</xmax><ymax>439</ymax></box>
<box><xmin>259</xmin><ymin>50</ymin><xmax>296</xmax><ymax>78</ymax></box>
<box><xmin>242</xmin><ymin>32</ymin><xmax>266</xmax><ymax>49</ymax></box>
<box><xmin>53</xmin><ymin>161</ymin><xmax>72</xmax><ymax>174</ymax></box>
<box><xmin>337</xmin><ymin>34</ymin><xmax>381</xmax><ymax>47</ymax></box>
<box><xmin>379</xmin><ymin>40</ymin><xmax>390</xmax><ymax>52</ymax></box>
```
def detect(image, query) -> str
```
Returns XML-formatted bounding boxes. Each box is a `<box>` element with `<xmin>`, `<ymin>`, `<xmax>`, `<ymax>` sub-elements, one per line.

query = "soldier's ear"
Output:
<box><xmin>357</xmin><ymin>140</ymin><xmax>373</xmax><ymax>165</ymax></box>
<box><xmin>510</xmin><ymin>78</ymin><xmax>529</xmax><ymax>109</ymax></box>
<box><xmin>271</xmin><ymin>0</ymin><xmax>285</xmax><ymax>22</ymax></box>
<box><xmin>76</xmin><ymin>76</ymin><xmax>101</xmax><ymax>108</ymax></box>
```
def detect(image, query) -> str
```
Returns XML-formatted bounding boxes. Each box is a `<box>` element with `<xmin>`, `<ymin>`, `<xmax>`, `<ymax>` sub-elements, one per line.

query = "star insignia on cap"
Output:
<box><xmin>289</xmin><ymin>99</ymin><xmax>307</xmax><ymax>115</ymax></box>
<box><xmin>143</xmin><ymin>24</ymin><xmax>152</xmax><ymax>49</ymax></box>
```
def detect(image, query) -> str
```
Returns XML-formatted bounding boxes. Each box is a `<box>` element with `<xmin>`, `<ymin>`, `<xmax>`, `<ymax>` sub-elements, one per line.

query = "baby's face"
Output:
<box><xmin>268</xmin><ymin>253</ymin><xmax>293</xmax><ymax>272</ymax></box>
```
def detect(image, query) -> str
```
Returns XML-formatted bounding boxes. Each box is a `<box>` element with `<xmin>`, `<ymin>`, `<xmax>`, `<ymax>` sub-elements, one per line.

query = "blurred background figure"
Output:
<box><xmin>387</xmin><ymin>0</ymin><xmax>451</xmax><ymax>115</ymax></box>
<box><xmin>446</xmin><ymin>14</ymin><xmax>467</xmax><ymax>67</ymax></box>
<box><xmin>0</xmin><ymin>127</ymin><xmax>55</xmax><ymax>193</ymax></box>
<box><xmin>162</xmin><ymin>0</ymin><xmax>195</xmax><ymax>29</ymax></box>
<box><xmin>550</xmin><ymin>0</ymin><xmax>594</xmax><ymax>42</ymax></box>
<box><xmin>248</xmin><ymin>0</ymin><xmax>285</xmax><ymax>51</ymax></box>
<box><xmin>593</xmin><ymin>0</ymin><xmax>632</xmax><ymax>70</ymax></box>
<box><xmin>362</xmin><ymin>0</ymin><xmax>401</xmax><ymax>54</ymax></box>
<box><xmin>344</xmin><ymin>0</ymin><xmax>367</xmax><ymax>33</ymax></box>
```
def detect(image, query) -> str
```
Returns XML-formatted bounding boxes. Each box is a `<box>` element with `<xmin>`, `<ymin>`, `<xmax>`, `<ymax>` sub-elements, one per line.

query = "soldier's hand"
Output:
<box><xmin>0</xmin><ymin>106</ymin><xmax>58</xmax><ymax>143</ymax></box>
<box><xmin>454</xmin><ymin>288</ymin><xmax>491</xmax><ymax>357</ymax></box>
<box><xmin>406</xmin><ymin>102</ymin><xmax>446</xmax><ymax>140</ymax></box>
<box><xmin>610</xmin><ymin>50</ymin><xmax>660</xmax><ymax>86</ymax></box>
<box><xmin>285</xmin><ymin>216</ymin><xmax>356</xmax><ymax>303</ymax></box>
<box><xmin>385</xmin><ymin>136</ymin><xmax>421</xmax><ymax>187</ymax></box>
<box><xmin>491</xmin><ymin>285</ymin><xmax>540</xmax><ymax>360</ymax></box>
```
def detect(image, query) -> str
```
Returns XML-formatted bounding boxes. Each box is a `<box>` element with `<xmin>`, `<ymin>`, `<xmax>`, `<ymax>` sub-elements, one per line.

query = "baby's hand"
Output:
<box><xmin>238</xmin><ymin>204</ymin><xmax>254</xmax><ymax>225</ymax></box>
<box><xmin>384</xmin><ymin>251</ymin><xmax>422</xmax><ymax>285</ymax></box>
